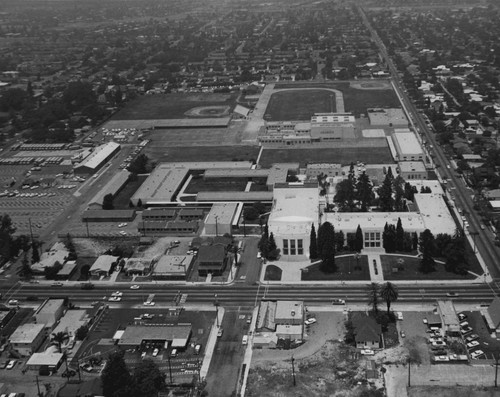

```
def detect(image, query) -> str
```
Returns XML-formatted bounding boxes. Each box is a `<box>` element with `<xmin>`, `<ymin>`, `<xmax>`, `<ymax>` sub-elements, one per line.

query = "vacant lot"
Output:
<box><xmin>259</xmin><ymin>147</ymin><xmax>394</xmax><ymax>167</ymax></box>
<box><xmin>265</xmin><ymin>89</ymin><xmax>337</xmax><ymax>121</ymax></box>
<box><xmin>273</xmin><ymin>81</ymin><xmax>399</xmax><ymax>116</ymax></box>
<box><xmin>145</xmin><ymin>144</ymin><xmax>260</xmax><ymax>164</ymax></box>
<box><xmin>111</xmin><ymin>92</ymin><xmax>238</xmax><ymax>120</ymax></box>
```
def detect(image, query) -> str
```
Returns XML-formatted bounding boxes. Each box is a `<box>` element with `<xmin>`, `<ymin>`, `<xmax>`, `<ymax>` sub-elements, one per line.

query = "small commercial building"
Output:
<box><xmin>51</xmin><ymin>310</ymin><xmax>89</xmax><ymax>342</ymax></box>
<box><xmin>9</xmin><ymin>323</ymin><xmax>46</xmax><ymax>356</ymax></box>
<box><xmin>197</xmin><ymin>245</ymin><xmax>227</xmax><ymax>276</ymax></box>
<box><xmin>275</xmin><ymin>301</ymin><xmax>304</xmax><ymax>326</ymax></box>
<box><xmin>34</xmin><ymin>299</ymin><xmax>65</xmax><ymax>328</ymax></box>
<box><xmin>117</xmin><ymin>324</ymin><xmax>192</xmax><ymax>349</ymax></box>
<box><xmin>398</xmin><ymin>161</ymin><xmax>427</xmax><ymax>180</ymax></box>
<box><xmin>153</xmin><ymin>255</ymin><xmax>194</xmax><ymax>280</ymax></box>
<box><xmin>81</xmin><ymin>209</ymin><xmax>136</xmax><ymax>222</ymax></box>
<box><xmin>89</xmin><ymin>255</ymin><xmax>119</xmax><ymax>277</ymax></box>
<box><xmin>26</xmin><ymin>352</ymin><xmax>64</xmax><ymax>371</ymax></box>
<box><xmin>392</xmin><ymin>131</ymin><xmax>424</xmax><ymax>161</ymax></box>
<box><xmin>276</xmin><ymin>324</ymin><xmax>303</xmax><ymax>340</ymax></box>
<box><xmin>437</xmin><ymin>300</ymin><xmax>460</xmax><ymax>336</ymax></box>
<box><xmin>204</xmin><ymin>203</ymin><xmax>238</xmax><ymax>236</ymax></box>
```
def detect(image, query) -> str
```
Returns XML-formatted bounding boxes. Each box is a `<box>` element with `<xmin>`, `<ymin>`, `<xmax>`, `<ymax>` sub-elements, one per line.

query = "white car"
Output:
<box><xmin>304</xmin><ymin>318</ymin><xmax>317</xmax><ymax>326</ymax></box>
<box><xmin>118</xmin><ymin>223</ymin><xmax>127</xmax><ymax>228</ymax></box>
<box><xmin>143</xmin><ymin>301</ymin><xmax>155</xmax><ymax>306</ymax></box>
<box><xmin>471</xmin><ymin>350</ymin><xmax>484</xmax><ymax>359</ymax></box>
<box><xmin>111</xmin><ymin>291</ymin><xmax>123</xmax><ymax>297</ymax></box>
<box><xmin>152</xmin><ymin>348</ymin><xmax>159</xmax><ymax>357</ymax></box>
<box><xmin>130</xmin><ymin>285</ymin><xmax>140</xmax><ymax>289</ymax></box>
<box><xmin>108</xmin><ymin>296</ymin><xmax>121</xmax><ymax>302</ymax></box>
<box><xmin>6</xmin><ymin>360</ymin><xmax>16</xmax><ymax>369</ymax></box>
<box><xmin>119</xmin><ymin>231</ymin><xmax>127</xmax><ymax>236</ymax></box>
<box><xmin>467</xmin><ymin>341</ymin><xmax>480</xmax><ymax>349</ymax></box>
<box><xmin>360</xmin><ymin>349</ymin><xmax>375</xmax><ymax>356</ymax></box>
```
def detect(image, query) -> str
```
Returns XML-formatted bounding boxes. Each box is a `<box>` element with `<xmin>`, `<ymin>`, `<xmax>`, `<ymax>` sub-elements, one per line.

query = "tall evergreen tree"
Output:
<box><xmin>393</xmin><ymin>175</ymin><xmax>405</xmax><ymax>211</ymax></box>
<box><xmin>419</xmin><ymin>229</ymin><xmax>436</xmax><ymax>273</ymax></box>
<box><xmin>354</xmin><ymin>224</ymin><xmax>363</xmax><ymax>252</ymax></box>
<box><xmin>31</xmin><ymin>240</ymin><xmax>40</xmax><ymax>264</ymax></box>
<box><xmin>133</xmin><ymin>359</ymin><xmax>166</xmax><ymax>397</ymax></box>
<box><xmin>367</xmin><ymin>282</ymin><xmax>380</xmax><ymax>314</ymax></box>
<box><xmin>378</xmin><ymin>172</ymin><xmax>394</xmax><ymax>211</ymax></box>
<box><xmin>318</xmin><ymin>222</ymin><xmax>336</xmax><ymax>273</ymax></box>
<box><xmin>102</xmin><ymin>193</ymin><xmax>114</xmax><ymax>210</ymax></box>
<box><xmin>334</xmin><ymin>178</ymin><xmax>356</xmax><ymax>211</ymax></box>
<box><xmin>356</xmin><ymin>171</ymin><xmax>374</xmax><ymax>211</ymax></box>
<box><xmin>309</xmin><ymin>224</ymin><xmax>318</xmax><ymax>260</ymax></box>
<box><xmin>395</xmin><ymin>218</ymin><xmax>404</xmax><ymax>252</ymax></box>
<box><xmin>334</xmin><ymin>230</ymin><xmax>345</xmax><ymax>252</ymax></box>
<box><xmin>382</xmin><ymin>223</ymin><xmax>396</xmax><ymax>252</ymax></box>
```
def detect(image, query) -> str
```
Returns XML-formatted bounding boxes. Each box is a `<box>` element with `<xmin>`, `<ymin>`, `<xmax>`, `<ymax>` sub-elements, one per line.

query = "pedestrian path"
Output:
<box><xmin>366</xmin><ymin>252</ymin><xmax>385</xmax><ymax>282</ymax></box>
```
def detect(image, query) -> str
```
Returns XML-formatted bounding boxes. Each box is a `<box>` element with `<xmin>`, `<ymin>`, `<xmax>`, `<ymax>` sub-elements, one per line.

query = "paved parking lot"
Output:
<box><xmin>461</xmin><ymin>310</ymin><xmax>500</xmax><ymax>359</ymax></box>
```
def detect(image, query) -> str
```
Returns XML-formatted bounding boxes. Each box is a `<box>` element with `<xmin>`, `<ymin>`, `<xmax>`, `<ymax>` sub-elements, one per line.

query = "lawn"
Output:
<box><xmin>273</xmin><ymin>81</ymin><xmax>400</xmax><ymax>117</ymax></box>
<box><xmin>112</xmin><ymin>175</ymin><xmax>148</xmax><ymax>209</ymax></box>
<box><xmin>380</xmin><ymin>255</ymin><xmax>476</xmax><ymax>280</ymax></box>
<box><xmin>264</xmin><ymin>89</ymin><xmax>337</xmax><ymax>121</ymax></box>
<box><xmin>184</xmin><ymin>177</ymin><xmax>248</xmax><ymax>194</ymax></box>
<box><xmin>264</xmin><ymin>265</ymin><xmax>283</xmax><ymax>281</ymax></box>
<box><xmin>301</xmin><ymin>255</ymin><xmax>370</xmax><ymax>281</ymax></box>
<box><xmin>111</xmin><ymin>92</ymin><xmax>238</xmax><ymax>120</ymax></box>
<box><xmin>144</xmin><ymin>145</ymin><xmax>260</xmax><ymax>164</ymax></box>
<box><xmin>259</xmin><ymin>147</ymin><xmax>394</xmax><ymax>168</ymax></box>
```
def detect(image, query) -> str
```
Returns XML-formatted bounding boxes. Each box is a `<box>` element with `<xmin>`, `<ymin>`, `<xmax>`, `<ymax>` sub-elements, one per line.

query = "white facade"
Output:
<box><xmin>393</xmin><ymin>132</ymin><xmax>424</xmax><ymax>161</ymax></box>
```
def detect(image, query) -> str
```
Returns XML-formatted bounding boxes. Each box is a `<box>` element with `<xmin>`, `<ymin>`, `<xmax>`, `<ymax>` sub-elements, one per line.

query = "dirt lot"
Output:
<box><xmin>246</xmin><ymin>310</ymin><xmax>385</xmax><ymax>396</ymax></box>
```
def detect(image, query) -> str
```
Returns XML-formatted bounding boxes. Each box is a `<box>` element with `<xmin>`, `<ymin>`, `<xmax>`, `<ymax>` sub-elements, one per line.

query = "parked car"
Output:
<box><xmin>170</xmin><ymin>349</ymin><xmax>177</xmax><ymax>357</ymax></box>
<box><xmin>467</xmin><ymin>341</ymin><xmax>480</xmax><ymax>349</ymax></box>
<box><xmin>446</xmin><ymin>292</ymin><xmax>459</xmax><ymax>297</ymax></box>
<box><xmin>130</xmin><ymin>284</ymin><xmax>140</xmax><ymax>289</ymax></box>
<box><xmin>217</xmin><ymin>328</ymin><xmax>223</xmax><ymax>338</ymax></box>
<box><xmin>360</xmin><ymin>349</ymin><xmax>375</xmax><ymax>356</ymax></box>
<box><xmin>111</xmin><ymin>291</ymin><xmax>123</xmax><ymax>297</ymax></box>
<box><xmin>400</xmin><ymin>330</ymin><xmax>406</xmax><ymax>338</ymax></box>
<box><xmin>332</xmin><ymin>299</ymin><xmax>346</xmax><ymax>305</ymax></box>
<box><xmin>460</xmin><ymin>326</ymin><xmax>473</xmax><ymax>335</ymax></box>
<box><xmin>152</xmin><ymin>348</ymin><xmax>159</xmax><ymax>357</ymax></box>
<box><xmin>242</xmin><ymin>335</ymin><xmax>249</xmax><ymax>345</ymax></box>
<box><xmin>465</xmin><ymin>334</ymin><xmax>479</xmax><ymax>343</ymax></box>
<box><xmin>194</xmin><ymin>344</ymin><xmax>202</xmax><ymax>355</ymax></box>
<box><xmin>108</xmin><ymin>296</ymin><xmax>121</xmax><ymax>302</ymax></box>
<box><xmin>471</xmin><ymin>350</ymin><xmax>484</xmax><ymax>359</ymax></box>
<box><xmin>304</xmin><ymin>318</ymin><xmax>317</xmax><ymax>326</ymax></box>
<box><xmin>396</xmin><ymin>312</ymin><xmax>403</xmax><ymax>321</ymax></box>
<box><xmin>458</xmin><ymin>313</ymin><xmax>467</xmax><ymax>321</ymax></box>
<box><xmin>6</xmin><ymin>360</ymin><xmax>17</xmax><ymax>369</ymax></box>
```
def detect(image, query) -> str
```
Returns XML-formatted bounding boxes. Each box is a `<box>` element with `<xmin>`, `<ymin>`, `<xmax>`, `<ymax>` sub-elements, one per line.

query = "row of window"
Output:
<box><xmin>283</xmin><ymin>239</ymin><xmax>304</xmax><ymax>255</ymax></box>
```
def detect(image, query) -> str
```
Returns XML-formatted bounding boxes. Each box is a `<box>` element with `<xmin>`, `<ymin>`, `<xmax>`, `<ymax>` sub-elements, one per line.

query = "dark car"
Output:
<box><xmin>81</xmin><ymin>283</ymin><xmax>95</xmax><ymax>290</ymax></box>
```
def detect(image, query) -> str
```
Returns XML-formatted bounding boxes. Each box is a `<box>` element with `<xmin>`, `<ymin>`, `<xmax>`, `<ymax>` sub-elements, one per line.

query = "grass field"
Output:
<box><xmin>301</xmin><ymin>255</ymin><xmax>370</xmax><ymax>281</ymax></box>
<box><xmin>273</xmin><ymin>82</ymin><xmax>400</xmax><ymax>117</ymax></box>
<box><xmin>145</xmin><ymin>145</ymin><xmax>260</xmax><ymax>164</ymax></box>
<box><xmin>264</xmin><ymin>89</ymin><xmax>337</xmax><ymax>121</ymax></box>
<box><xmin>380</xmin><ymin>255</ymin><xmax>477</xmax><ymax>280</ymax></box>
<box><xmin>184</xmin><ymin>177</ymin><xmax>248</xmax><ymax>194</ymax></box>
<box><xmin>111</xmin><ymin>92</ymin><xmax>238</xmax><ymax>120</ymax></box>
<box><xmin>259</xmin><ymin>147</ymin><xmax>394</xmax><ymax>168</ymax></box>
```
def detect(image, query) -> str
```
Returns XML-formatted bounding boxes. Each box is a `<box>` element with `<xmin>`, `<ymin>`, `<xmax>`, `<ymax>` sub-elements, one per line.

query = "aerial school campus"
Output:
<box><xmin>0</xmin><ymin>78</ymin><xmax>498</xmax><ymax>397</ymax></box>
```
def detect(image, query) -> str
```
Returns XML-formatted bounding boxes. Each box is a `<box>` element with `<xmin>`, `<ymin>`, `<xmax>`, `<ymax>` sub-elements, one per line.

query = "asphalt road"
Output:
<box><xmin>4</xmin><ymin>283</ymin><xmax>498</xmax><ymax>309</ymax></box>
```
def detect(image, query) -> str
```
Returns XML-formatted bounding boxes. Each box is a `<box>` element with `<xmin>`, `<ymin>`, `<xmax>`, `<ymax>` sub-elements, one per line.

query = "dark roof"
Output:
<box><xmin>143</xmin><ymin>208</ymin><xmax>177</xmax><ymax>217</ymax></box>
<box><xmin>352</xmin><ymin>313</ymin><xmax>381</xmax><ymax>342</ymax></box>
<box><xmin>198</xmin><ymin>245</ymin><xmax>226</xmax><ymax>263</ymax></box>
<box><xmin>179</xmin><ymin>208</ymin><xmax>204</xmax><ymax>216</ymax></box>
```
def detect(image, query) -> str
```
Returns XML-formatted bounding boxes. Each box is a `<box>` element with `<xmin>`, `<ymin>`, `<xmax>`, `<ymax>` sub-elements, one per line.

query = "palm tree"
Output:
<box><xmin>52</xmin><ymin>331</ymin><xmax>68</xmax><ymax>353</ymax></box>
<box><xmin>380</xmin><ymin>282</ymin><xmax>399</xmax><ymax>315</ymax></box>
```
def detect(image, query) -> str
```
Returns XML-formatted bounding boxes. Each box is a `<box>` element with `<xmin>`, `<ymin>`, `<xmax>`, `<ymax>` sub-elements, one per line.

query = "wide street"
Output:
<box><xmin>3</xmin><ymin>282</ymin><xmax>498</xmax><ymax>310</ymax></box>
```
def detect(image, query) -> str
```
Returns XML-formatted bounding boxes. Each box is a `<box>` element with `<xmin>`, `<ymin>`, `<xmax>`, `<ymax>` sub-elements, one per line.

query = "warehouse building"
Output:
<box><xmin>74</xmin><ymin>142</ymin><xmax>120</xmax><ymax>175</ymax></box>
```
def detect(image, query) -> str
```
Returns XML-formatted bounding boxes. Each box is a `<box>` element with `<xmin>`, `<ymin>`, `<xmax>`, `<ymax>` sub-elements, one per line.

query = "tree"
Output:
<box><xmin>52</xmin><ymin>331</ymin><xmax>68</xmax><ymax>352</ymax></box>
<box><xmin>367</xmin><ymin>282</ymin><xmax>380</xmax><ymax>314</ymax></box>
<box><xmin>128</xmin><ymin>154</ymin><xmax>149</xmax><ymax>174</ymax></box>
<box><xmin>334</xmin><ymin>165</ymin><xmax>356</xmax><ymax>211</ymax></box>
<box><xmin>393</xmin><ymin>176</ymin><xmax>405</xmax><ymax>211</ymax></box>
<box><xmin>0</xmin><ymin>214</ymin><xmax>16</xmax><ymax>260</ymax></box>
<box><xmin>309</xmin><ymin>224</ymin><xmax>318</xmax><ymax>260</ymax></box>
<box><xmin>419</xmin><ymin>229</ymin><xmax>436</xmax><ymax>273</ymax></box>
<box><xmin>101</xmin><ymin>351</ymin><xmax>137</xmax><ymax>397</ymax></box>
<box><xmin>18</xmin><ymin>251</ymin><xmax>32</xmax><ymax>279</ymax></box>
<box><xmin>354</xmin><ymin>224</ymin><xmax>363</xmax><ymax>252</ymax></box>
<box><xmin>334</xmin><ymin>230</ymin><xmax>345</xmax><ymax>252</ymax></box>
<box><xmin>395</xmin><ymin>218</ymin><xmax>404</xmax><ymax>252</ymax></box>
<box><xmin>75</xmin><ymin>325</ymin><xmax>89</xmax><ymax>341</ymax></box>
<box><xmin>267</xmin><ymin>232</ymin><xmax>279</xmax><ymax>260</ymax></box>
<box><xmin>380</xmin><ymin>282</ymin><xmax>399</xmax><ymax>315</ymax></box>
<box><xmin>102</xmin><ymin>194</ymin><xmax>114</xmax><ymax>210</ymax></box>
<box><xmin>318</xmin><ymin>222</ymin><xmax>336</xmax><ymax>273</ymax></box>
<box><xmin>258</xmin><ymin>224</ymin><xmax>270</xmax><ymax>257</ymax></box>
<box><xmin>31</xmin><ymin>240</ymin><xmax>40</xmax><ymax>264</ymax></box>
<box><xmin>133</xmin><ymin>359</ymin><xmax>166</xmax><ymax>397</ymax></box>
<box><xmin>378</xmin><ymin>171</ymin><xmax>394</xmax><ymax>211</ymax></box>
<box><xmin>243</xmin><ymin>206</ymin><xmax>259</xmax><ymax>221</ymax></box>
<box><xmin>356</xmin><ymin>171</ymin><xmax>374</xmax><ymax>211</ymax></box>
<box><xmin>44</xmin><ymin>261</ymin><xmax>63</xmax><ymax>280</ymax></box>
<box><xmin>382</xmin><ymin>223</ymin><xmax>396</xmax><ymax>253</ymax></box>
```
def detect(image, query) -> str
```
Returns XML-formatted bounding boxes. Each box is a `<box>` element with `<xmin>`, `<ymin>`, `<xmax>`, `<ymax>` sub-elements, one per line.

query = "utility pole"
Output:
<box><xmin>407</xmin><ymin>357</ymin><xmax>411</xmax><ymax>388</ymax></box>
<box><xmin>291</xmin><ymin>356</ymin><xmax>296</xmax><ymax>386</ymax></box>
<box><xmin>214</xmin><ymin>294</ymin><xmax>219</xmax><ymax>327</ymax></box>
<box><xmin>36</xmin><ymin>375</ymin><xmax>42</xmax><ymax>397</ymax></box>
<box><xmin>494</xmin><ymin>354</ymin><xmax>499</xmax><ymax>387</ymax></box>
<box><xmin>215</xmin><ymin>215</ymin><xmax>219</xmax><ymax>237</ymax></box>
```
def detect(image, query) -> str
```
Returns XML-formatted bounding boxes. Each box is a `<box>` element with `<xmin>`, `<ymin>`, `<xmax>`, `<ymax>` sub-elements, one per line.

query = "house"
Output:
<box><xmin>26</xmin><ymin>352</ymin><xmax>64</xmax><ymax>371</ymax></box>
<box><xmin>197</xmin><ymin>245</ymin><xmax>227</xmax><ymax>276</ymax></box>
<box><xmin>89</xmin><ymin>255</ymin><xmax>119</xmax><ymax>277</ymax></box>
<box><xmin>31</xmin><ymin>242</ymin><xmax>68</xmax><ymax>273</ymax></box>
<box><xmin>274</xmin><ymin>301</ymin><xmax>304</xmax><ymax>325</ymax></box>
<box><xmin>51</xmin><ymin>310</ymin><xmax>90</xmax><ymax>342</ymax></box>
<box><xmin>123</xmin><ymin>258</ymin><xmax>152</xmax><ymax>276</ymax></box>
<box><xmin>351</xmin><ymin>313</ymin><xmax>381</xmax><ymax>349</ymax></box>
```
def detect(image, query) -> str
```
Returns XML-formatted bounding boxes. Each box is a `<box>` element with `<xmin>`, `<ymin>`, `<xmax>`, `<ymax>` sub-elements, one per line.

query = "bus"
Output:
<box><xmin>144</xmin><ymin>294</ymin><xmax>155</xmax><ymax>306</ymax></box>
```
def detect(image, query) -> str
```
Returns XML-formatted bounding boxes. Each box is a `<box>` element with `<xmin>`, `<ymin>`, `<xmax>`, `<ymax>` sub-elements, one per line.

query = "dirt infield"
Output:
<box><xmin>184</xmin><ymin>105</ymin><xmax>230</xmax><ymax>117</ymax></box>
